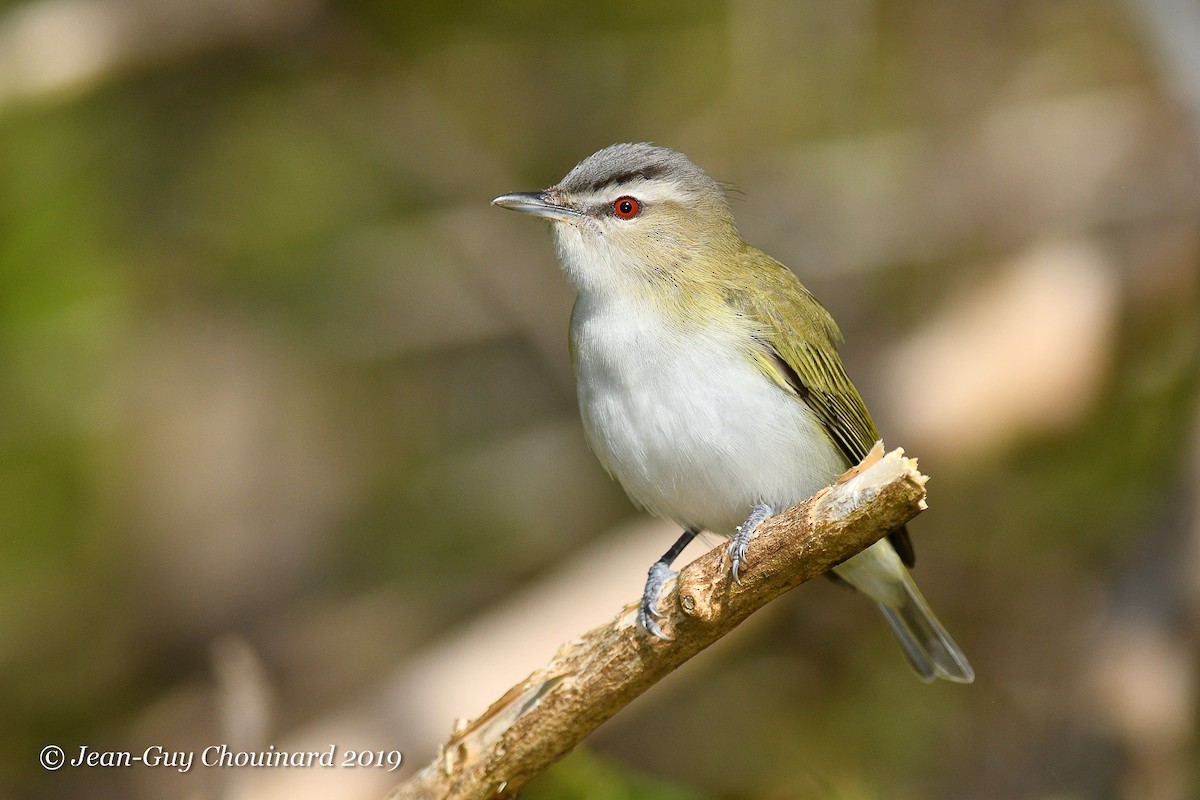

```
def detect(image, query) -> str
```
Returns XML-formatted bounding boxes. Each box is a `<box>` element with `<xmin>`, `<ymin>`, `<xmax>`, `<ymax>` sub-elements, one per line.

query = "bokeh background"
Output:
<box><xmin>3</xmin><ymin>1</ymin><xmax>1200</xmax><ymax>798</ymax></box>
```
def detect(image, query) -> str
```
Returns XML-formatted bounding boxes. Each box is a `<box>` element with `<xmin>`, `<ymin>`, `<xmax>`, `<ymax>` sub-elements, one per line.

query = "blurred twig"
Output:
<box><xmin>0</xmin><ymin>0</ymin><xmax>320</xmax><ymax>110</ymax></box>
<box><xmin>385</xmin><ymin>445</ymin><xmax>928</xmax><ymax>800</ymax></box>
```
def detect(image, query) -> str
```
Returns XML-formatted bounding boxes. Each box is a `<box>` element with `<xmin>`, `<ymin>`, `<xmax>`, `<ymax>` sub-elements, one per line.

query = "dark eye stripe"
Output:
<box><xmin>580</xmin><ymin>164</ymin><xmax>668</xmax><ymax>194</ymax></box>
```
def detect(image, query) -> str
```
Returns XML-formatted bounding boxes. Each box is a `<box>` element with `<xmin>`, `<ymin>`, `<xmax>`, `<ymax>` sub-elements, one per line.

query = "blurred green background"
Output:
<box><xmin>3</xmin><ymin>1</ymin><xmax>1199</xmax><ymax>798</ymax></box>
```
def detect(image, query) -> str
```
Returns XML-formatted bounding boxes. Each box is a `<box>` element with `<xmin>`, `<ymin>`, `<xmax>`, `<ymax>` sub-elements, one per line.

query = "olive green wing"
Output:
<box><xmin>727</xmin><ymin>248</ymin><xmax>916</xmax><ymax>566</ymax></box>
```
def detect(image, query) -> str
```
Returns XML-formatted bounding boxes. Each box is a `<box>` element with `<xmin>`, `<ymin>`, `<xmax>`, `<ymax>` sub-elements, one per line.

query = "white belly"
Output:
<box><xmin>571</xmin><ymin>294</ymin><xmax>848</xmax><ymax>535</ymax></box>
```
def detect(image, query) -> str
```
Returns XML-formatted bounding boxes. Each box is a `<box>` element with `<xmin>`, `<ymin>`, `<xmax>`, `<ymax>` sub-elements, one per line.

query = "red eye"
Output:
<box><xmin>613</xmin><ymin>196</ymin><xmax>641</xmax><ymax>219</ymax></box>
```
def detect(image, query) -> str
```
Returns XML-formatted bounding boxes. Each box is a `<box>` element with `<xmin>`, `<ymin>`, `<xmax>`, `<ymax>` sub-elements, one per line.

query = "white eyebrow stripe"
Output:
<box><xmin>572</xmin><ymin>178</ymin><xmax>700</xmax><ymax>208</ymax></box>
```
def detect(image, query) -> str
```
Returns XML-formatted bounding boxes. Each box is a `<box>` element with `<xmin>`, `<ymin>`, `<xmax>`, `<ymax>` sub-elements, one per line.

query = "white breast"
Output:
<box><xmin>570</xmin><ymin>292</ymin><xmax>848</xmax><ymax>535</ymax></box>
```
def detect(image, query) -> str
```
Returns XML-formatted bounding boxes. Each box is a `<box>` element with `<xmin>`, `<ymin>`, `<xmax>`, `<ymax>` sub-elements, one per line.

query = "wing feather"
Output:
<box><xmin>728</xmin><ymin>247</ymin><xmax>916</xmax><ymax>566</ymax></box>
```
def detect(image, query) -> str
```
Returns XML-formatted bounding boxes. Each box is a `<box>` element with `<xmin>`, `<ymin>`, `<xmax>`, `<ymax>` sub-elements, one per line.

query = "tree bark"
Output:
<box><xmin>386</xmin><ymin>444</ymin><xmax>927</xmax><ymax>800</ymax></box>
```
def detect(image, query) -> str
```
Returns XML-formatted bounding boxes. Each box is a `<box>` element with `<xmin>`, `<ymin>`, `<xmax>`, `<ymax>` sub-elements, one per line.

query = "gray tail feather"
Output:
<box><xmin>877</xmin><ymin>578</ymin><xmax>975</xmax><ymax>684</ymax></box>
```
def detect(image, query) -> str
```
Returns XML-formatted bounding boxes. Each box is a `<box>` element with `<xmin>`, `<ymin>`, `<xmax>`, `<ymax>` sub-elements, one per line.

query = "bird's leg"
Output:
<box><xmin>639</xmin><ymin>528</ymin><xmax>698</xmax><ymax>639</ymax></box>
<box><xmin>729</xmin><ymin>503</ymin><xmax>774</xmax><ymax>585</ymax></box>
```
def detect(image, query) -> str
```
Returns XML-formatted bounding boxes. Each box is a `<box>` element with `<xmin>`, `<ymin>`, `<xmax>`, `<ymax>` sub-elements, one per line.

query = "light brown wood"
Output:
<box><xmin>387</xmin><ymin>445</ymin><xmax>927</xmax><ymax>800</ymax></box>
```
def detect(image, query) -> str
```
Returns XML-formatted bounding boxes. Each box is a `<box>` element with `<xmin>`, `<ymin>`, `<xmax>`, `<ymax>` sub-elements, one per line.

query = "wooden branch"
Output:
<box><xmin>386</xmin><ymin>444</ymin><xmax>927</xmax><ymax>800</ymax></box>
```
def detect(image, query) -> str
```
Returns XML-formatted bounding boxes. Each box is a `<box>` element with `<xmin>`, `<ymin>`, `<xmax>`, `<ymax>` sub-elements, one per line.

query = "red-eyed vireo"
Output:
<box><xmin>493</xmin><ymin>143</ymin><xmax>974</xmax><ymax>683</ymax></box>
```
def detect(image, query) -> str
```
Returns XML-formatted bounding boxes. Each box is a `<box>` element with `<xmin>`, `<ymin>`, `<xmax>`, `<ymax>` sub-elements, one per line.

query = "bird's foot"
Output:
<box><xmin>729</xmin><ymin>503</ymin><xmax>773</xmax><ymax>585</ymax></box>
<box><xmin>638</xmin><ymin>561</ymin><xmax>678</xmax><ymax>640</ymax></box>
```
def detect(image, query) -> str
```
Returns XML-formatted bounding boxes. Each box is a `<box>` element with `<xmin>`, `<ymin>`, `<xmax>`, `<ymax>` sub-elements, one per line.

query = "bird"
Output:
<box><xmin>492</xmin><ymin>142</ymin><xmax>973</xmax><ymax>683</ymax></box>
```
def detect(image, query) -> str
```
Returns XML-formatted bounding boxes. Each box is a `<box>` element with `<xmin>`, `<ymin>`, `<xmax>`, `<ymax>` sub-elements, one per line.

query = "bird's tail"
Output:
<box><xmin>875</xmin><ymin>572</ymin><xmax>974</xmax><ymax>683</ymax></box>
<box><xmin>835</xmin><ymin>540</ymin><xmax>974</xmax><ymax>683</ymax></box>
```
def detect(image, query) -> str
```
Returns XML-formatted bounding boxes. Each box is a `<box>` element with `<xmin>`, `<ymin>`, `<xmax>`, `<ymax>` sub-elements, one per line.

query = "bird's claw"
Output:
<box><xmin>728</xmin><ymin>503</ymin><xmax>773</xmax><ymax>586</ymax></box>
<box><xmin>729</xmin><ymin>534</ymin><xmax>750</xmax><ymax>586</ymax></box>
<box><xmin>638</xmin><ymin>561</ymin><xmax>677</xmax><ymax>640</ymax></box>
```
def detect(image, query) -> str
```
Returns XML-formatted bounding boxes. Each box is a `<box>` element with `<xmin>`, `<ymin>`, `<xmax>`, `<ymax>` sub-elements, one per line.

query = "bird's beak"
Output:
<box><xmin>491</xmin><ymin>191</ymin><xmax>580</xmax><ymax>222</ymax></box>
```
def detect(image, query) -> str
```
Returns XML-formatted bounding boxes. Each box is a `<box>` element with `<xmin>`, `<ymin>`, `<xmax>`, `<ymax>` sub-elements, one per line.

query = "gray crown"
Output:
<box><xmin>557</xmin><ymin>143</ymin><xmax>722</xmax><ymax>199</ymax></box>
